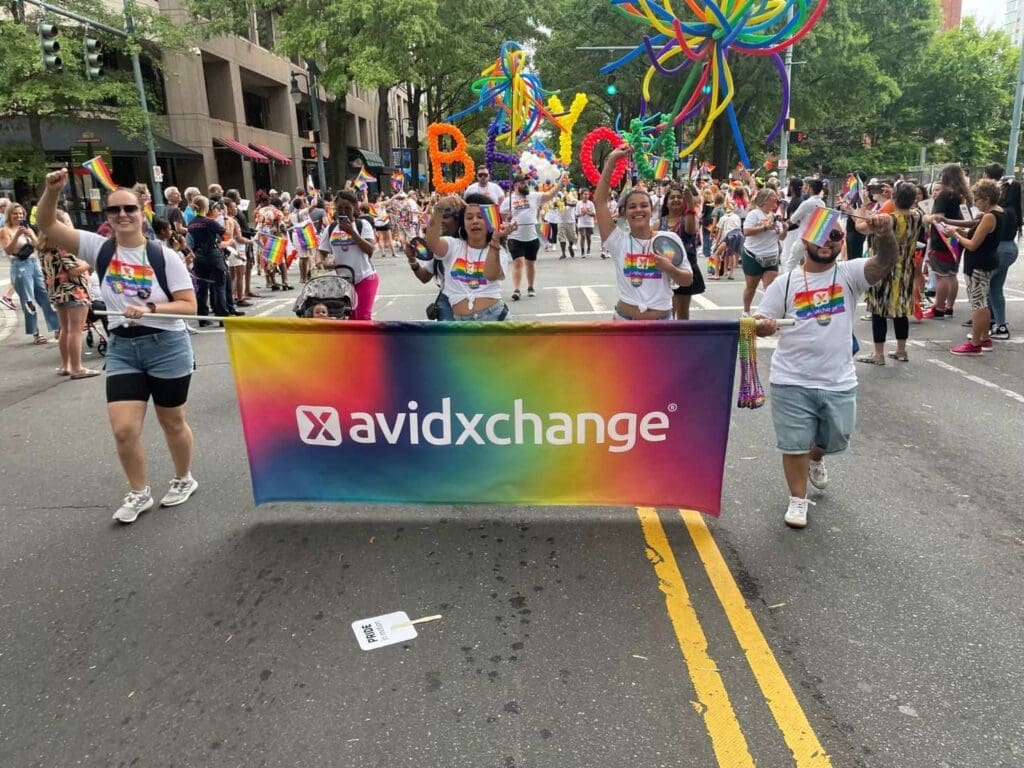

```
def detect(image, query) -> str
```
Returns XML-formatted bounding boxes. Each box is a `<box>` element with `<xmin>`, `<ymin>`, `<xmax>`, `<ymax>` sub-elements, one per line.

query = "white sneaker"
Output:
<box><xmin>160</xmin><ymin>476</ymin><xmax>199</xmax><ymax>507</ymax></box>
<box><xmin>784</xmin><ymin>496</ymin><xmax>814</xmax><ymax>529</ymax></box>
<box><xmin>113</xmin><ymin>488</ymin><xmax>154</xmax><ymax>524</ymax></box>
<box><xmin>808</xmin><ymin>459</ymin><xmax>828</xmax><ymax>490</ymax></box>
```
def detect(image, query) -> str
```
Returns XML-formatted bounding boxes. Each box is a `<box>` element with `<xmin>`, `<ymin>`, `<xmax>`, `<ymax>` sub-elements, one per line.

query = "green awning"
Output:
<box><xmin>350</xmin><ymin>148</ymin><xmax>385</xmax><ymax>170</ymax></box>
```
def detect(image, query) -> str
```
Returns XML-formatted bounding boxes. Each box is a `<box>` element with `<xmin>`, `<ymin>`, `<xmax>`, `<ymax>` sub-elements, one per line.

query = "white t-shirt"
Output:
<box><xmin>559</xmin><ymin>202</ymin><xmax>577</xmax><ymax>225</ymax></box>
<box><xmin>789</xmin><ymin>196</ymin><xmax>825</xmax><ymax>239</ymax></box>
<box><xmin>543</xmin><ymin>205</ymin><xmax>561</xmax><ymax>224</ymax></box>
<box><xmin>575</xmin><ymin>201</ymin><xmax>596</xmax><ymax>229</ymax></box>
<box><xmin>76</xmin><ymin>230</ymin><xmax>194</xmax><ymax>332</ymax></box>
<box><xmin>604</xmin><ymin>228</ymin><xmax>690</xmax><ymax>313</ymax></box>
<box><xmin>464</xmin><ymin>181</ymin><xmax>505</xmax><ymax>207</ymax></box>
<box><xmin>757</xmin><ymin>260</ymin><xmax>872</xmax><ymax>391</ymax></box>
<box><xmin>318</xmin><ymin>219</ymin><xmax>377</xmax><ymax>282</ymax></box>
<box><xmin>506</xmin><ymin>192</ymin><xmax>544</xmax><ymax>242</ymax></box>
<box><xmin>744</xmin><ymin>208</ymin><xmax>781</xmax><ymax>258</ymax></box>
<box><xmin>438</xmin><ymin>237</ymin><xmax>510</xmax><ymax>307</ymax></box>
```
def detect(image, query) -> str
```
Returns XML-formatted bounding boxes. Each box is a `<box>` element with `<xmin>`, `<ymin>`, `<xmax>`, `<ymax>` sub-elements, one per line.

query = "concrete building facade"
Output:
<box><xmin>152</xmin><ymin>0</ymin><xmax>426</xmax><ymax>199</ymax></box>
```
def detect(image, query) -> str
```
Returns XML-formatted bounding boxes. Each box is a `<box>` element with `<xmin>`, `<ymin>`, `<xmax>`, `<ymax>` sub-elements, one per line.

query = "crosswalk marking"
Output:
<box><xmin>580</xmin><ymin>286</ymin><xmax>607</xmax><ymax>313</ymax></box>
<box><xmin>554</xmin><ymin>287</ymin><xmax>576</xmax><ymax>315</ymax></box>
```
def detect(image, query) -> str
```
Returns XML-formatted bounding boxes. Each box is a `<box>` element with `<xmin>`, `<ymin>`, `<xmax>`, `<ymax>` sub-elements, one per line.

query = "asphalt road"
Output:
<box><xmin>1</xmin><ymin>245</ymin><xmax>1022</xmax><ymax>768</ymax></box>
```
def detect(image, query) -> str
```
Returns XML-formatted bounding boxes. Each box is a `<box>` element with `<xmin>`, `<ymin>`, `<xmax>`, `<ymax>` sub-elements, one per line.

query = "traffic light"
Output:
<box><xmin>301</xmin><ymin>146</ymin><xmax>318</xmax><ymax>160</ymax></box>
<box><xmin>38</xmin><ymin>22</ymin><xmax>62</xmax><ymax>73</ymax></box>
<box><xmin>789</xmin><ymin>130</ymin><xmax>807</xmax><ymax>144</ymax></box>
<box><xmin>785</xmin><ymin>116</ymin><xmax>796</xmax><ymax>132</ymax></box>
<box><xmin>83</xmin><ymin>33</ymin><xmax>102</xmax><ymax>79</ymax></box>
<box><xmin>605</xmin><ymin>75</ymin><xmax>618</xmax><ymax>97</ymax></box>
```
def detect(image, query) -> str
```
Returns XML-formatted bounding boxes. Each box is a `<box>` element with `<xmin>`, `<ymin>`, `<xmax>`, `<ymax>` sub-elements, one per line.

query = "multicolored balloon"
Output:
<box><xmin>600</xmin><ymin>0</ymin><xmax>828</xmax><ymax>168</ymax></box>
<box><xmin>447</xmin><ymin>41</ymin><xmax>566</xmax><ymax>147</ymax></box>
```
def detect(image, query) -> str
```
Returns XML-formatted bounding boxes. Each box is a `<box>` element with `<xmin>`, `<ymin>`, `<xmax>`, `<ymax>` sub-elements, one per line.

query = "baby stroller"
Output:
<box><xmin>85</xmin><ymin>299</ymin><xmax>108</xmax><ymax>356</ymax></box>
<box><xmin>293</xmin><ymin>266</ymin><xmax>358</xmax><ymax>319</ymax></box>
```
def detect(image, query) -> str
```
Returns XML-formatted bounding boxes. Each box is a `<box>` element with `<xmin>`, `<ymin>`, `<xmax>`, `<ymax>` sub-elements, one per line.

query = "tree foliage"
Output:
<box><xmin>531</xmin><ymin>0</ymin><xmax>1019</xmax><ymax>180</ymax></box>
<box><xmin>0</xmin><ymin>2</ymin><xmax>197</xmax><ymax>182</ymax></box>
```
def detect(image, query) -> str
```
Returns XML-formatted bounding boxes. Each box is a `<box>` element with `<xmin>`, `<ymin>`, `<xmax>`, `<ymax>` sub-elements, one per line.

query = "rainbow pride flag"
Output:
<box><xmin>224</xmin><ymin>320</ymin><xmax>740</xmax><ymax>513</ymax></box>
<box><xmin>391</xmin><ymin>171</ymin><xmax>404</xmax><ymax>192</ymax></box>
<box><xmin>296</xmin><ymin>221</ymin><xmax>318</xmax><ymax>251</ymax></box>
<box><xmin>355</xmin><ymin>167</ymin><xmax>376</xmax><ymax>189</ymax></box>
<box><xmin>802</xmin><ymin>207</ymin><xmax>841</xmax><ymax>247</ymax></box>
<box><xmin>143</xmin><ymin>201</ymin><xmax>154</xmax><ymax>223</ymax></box>
<box><xmin>653</xmin><ymin>157</ymin><xmax>671</xmax><ymax>181</ymax></box>
<box><xmin>479</xmin><ymin>204</ymin><xmax>501</xmax><ymax>233</ymax></box>
<box><xmin>843</xmin><ymin>174</ymin><xmax>862</xmax><ymax>206</ymax></box>
<box><xmin>263</xmin><ymin>236</ymin><xmax>287</xmax><ymax>265</ymax></box>
<box><xmin>82</xmin><ymin>155</ymin><xmax>117</xmax><ymax>192</ymax></box>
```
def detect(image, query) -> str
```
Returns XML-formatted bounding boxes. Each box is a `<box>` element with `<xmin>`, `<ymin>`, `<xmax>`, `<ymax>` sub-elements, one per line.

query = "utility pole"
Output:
<box><xmin>778</xmin><ymin>6</ymin><xmax>795</xmax><ymax>187</ymax></box>
<box><xmin>1007</xmin><ymin>32</ymin><xmax>1024</xmax><ymax>177</ymax></box>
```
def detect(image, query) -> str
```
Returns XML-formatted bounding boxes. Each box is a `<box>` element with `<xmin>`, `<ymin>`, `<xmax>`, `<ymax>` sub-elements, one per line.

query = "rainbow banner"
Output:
<box><xmin>802</xmin><ymin>206</ymin><xmax>842</xmax><ymax>247</ymax></box>
<box><xmin>263</xmin><ymin>236</ymin><xmax>287</xmax><ymax>265</ymax></box>
<box><xmin>224</xmin><ymin>320</ymin><xmax>740</xmax><ymax>514</ymax></box>
<box><xmin>82</xmin><ymin>155</ymin><xmax>117</xmax><ymax>192</ymax></box>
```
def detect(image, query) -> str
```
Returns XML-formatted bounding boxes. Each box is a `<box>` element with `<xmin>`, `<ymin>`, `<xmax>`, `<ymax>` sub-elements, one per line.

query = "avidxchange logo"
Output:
<box><xmin>296</xmin><ymin>398</ymin><xmax>674</xmax><ymax>453</ymax></box>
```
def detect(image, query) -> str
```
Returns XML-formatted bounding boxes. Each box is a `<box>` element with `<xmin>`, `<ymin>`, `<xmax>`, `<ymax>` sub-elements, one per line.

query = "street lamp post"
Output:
<box><xmin>290</xmin><ymin>65</ymin><xmax>327</xmax><ymax>192</ymax></box>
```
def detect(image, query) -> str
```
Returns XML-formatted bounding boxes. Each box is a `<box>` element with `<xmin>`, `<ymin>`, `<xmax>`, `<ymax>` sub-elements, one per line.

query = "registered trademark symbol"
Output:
<box><xmin>667</xmin><ymin>403</ymin><xmax>677</xmax><ymax>412</ymax></box>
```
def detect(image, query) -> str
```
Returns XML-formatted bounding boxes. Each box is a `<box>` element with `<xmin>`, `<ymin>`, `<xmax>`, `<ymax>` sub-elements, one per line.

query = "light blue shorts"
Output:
<box><xmin>770</xmin><ymin>384</ymin><xmax>857</xmax><ymax>455</ymax></box>
<box><xmin>453</xmin><ymin>301</ymin><xmax>509</xmax><ymax>321</ymax></box>
<box><xmin>106</xmin><ymin>329</ymin><xmax>195</xmax><ymax>379</ymax></box>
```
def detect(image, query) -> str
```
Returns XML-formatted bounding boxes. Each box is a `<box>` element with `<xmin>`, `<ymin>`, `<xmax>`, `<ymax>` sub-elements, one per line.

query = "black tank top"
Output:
<box><xmin>965</xmin><ymin>209</ymin><xmax>1002</xmax><ymax>274</ymax></box>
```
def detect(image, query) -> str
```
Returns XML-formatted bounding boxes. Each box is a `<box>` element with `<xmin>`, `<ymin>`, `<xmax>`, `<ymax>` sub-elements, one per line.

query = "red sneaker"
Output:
<box><xmin>950</xmin><ymin>340</ymin><xmax>983</xmax><ymax>356</ymax></box>
<box><xmin>980</xmin><ymin>339</ymin><xmax>993</xmax><ymax>351</ymax></box>
<box><xmin>921</xmin><ymin>307</ymin><xmax>946</xmax><ymax>319</ymax></box>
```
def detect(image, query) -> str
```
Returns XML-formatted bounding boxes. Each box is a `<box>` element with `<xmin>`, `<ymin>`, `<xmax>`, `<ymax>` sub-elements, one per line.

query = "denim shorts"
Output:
<box><xmin>770</xmin><ymin>384</ymin><xmax>857</xmax><ymax>455</ymax></box>
<box><xmin>453</xmin><ymin>301</ymin><xmax>509</xmax><ymax>321</ymax></box>
<box><xmin>106</xmin><ymin>330</ymin><xmax>195</xmax><ymax>378</ymax></box>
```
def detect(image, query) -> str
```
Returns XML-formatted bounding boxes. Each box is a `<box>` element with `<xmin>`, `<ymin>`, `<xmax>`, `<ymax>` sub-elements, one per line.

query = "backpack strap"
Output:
<box><xmin>95</xmin><ymin>237</ymin><xmax>172</xmax><ymax>299</ymax></box>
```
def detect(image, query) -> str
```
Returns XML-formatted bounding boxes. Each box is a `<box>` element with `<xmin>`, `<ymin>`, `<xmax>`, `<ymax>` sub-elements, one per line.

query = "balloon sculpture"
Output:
<box><xmin>599</xmin><ymin>0</ymin><xmax>828</xmax><ymax>168</ymax></box>
<box><xmin>447</xmin><ymin>40</ymin><xmax>566</xmax><ymax>147</ymax></box>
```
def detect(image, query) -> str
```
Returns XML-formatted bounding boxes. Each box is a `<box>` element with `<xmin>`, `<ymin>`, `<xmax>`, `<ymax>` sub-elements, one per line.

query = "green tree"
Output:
<box><xmin>0</xmin><ymin>1</ymin><xmax>195</xmax><ymax>183</ymax></box>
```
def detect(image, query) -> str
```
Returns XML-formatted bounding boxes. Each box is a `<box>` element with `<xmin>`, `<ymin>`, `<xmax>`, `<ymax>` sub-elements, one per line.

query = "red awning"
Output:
<box><xmin>213</xmin><ymin>137</ymin><xmax>269</xmax><ymax>163</ymax></box>
<box><xmin>251</xmin><ymin>143</ymin><xmax>293</xmax><ymax>165</ymax></box>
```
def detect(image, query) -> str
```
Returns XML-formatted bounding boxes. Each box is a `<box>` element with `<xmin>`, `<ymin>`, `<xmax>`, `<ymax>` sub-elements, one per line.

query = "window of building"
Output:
<box><xmin>243</xmin><ymin>91</ymin><xmax>270</xmax><ymax>129</ymax></box>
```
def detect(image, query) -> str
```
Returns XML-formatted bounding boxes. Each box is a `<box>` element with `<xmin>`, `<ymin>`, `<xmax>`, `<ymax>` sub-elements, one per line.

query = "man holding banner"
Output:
<box><xmin>755</xmin><ymin>211</ymin><xmax>898</xmax><ymax>529</ymax></box>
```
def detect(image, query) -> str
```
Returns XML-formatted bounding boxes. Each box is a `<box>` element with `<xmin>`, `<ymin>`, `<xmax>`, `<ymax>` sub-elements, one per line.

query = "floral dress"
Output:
<box><xmin>865</xmin><ymin>210</ymin><xmax>921</xmax><ymax>318</ymax></box>
<box><xmin>42</xmin><ymin>250</ymin><xmax>90</xmax><ymax>305</ymax></box>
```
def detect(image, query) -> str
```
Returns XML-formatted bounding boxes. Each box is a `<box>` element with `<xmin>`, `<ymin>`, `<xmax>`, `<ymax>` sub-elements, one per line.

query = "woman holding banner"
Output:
<box><xmin>36</xmin><ymin>168</ymin><xmax>200</xmax><ymax>525</ymax></box>
<box><xmin>594</xmin><ymin>145</ymin><xmax>693</xmax><ymax>320</ymax></box>
<box><xmin>423</xmin><ymin>193</ymin><xmax>512</xmax><ymax>321</ymax></box>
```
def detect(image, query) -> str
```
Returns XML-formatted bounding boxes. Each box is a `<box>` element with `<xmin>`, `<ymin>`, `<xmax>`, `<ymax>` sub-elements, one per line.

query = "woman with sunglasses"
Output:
<box><xmin>37</xmin><ymin>169</ymin><xmax>200</xmax><ymax>525</ymax></box>
<box><xmin>1</xmin><ymin>202</ymin><xmax>61</xmax><ymax>344</ymax></box>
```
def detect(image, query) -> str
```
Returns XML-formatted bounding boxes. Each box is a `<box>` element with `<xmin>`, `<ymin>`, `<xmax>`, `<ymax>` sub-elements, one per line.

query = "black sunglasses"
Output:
<box><xmin>105</xmin><ymin>204</ymin><xmax>140</xmax><ymax>215</ymax></box>
<box><xmin>827</xmin><ymin>229</ymin><xmax>844</xmax><ymax>242</ymax></box>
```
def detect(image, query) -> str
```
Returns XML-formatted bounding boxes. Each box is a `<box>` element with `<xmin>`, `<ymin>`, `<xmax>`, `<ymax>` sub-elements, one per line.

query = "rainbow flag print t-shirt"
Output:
<box><xmin>793</xmin><ymin>282</ymin><xmax>845</xmax><ymax>325</ymax></box>
<box><xmin>105</xmin><ymin>255</ymin><xmax>154</xmax><ymax>298</ymax></box>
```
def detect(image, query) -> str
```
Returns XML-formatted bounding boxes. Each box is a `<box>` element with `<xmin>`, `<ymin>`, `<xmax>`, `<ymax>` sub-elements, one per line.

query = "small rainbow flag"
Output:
<box><xmin>802</xmin><ymin>207</ymin><xmax>842</xmax><ymax>247</ymax></box>
<box><xmin>479</xmin><ymin>204</ymin><xmax>501</xmax><ymax>233</ymax></box>
<box><xmin>653</xmin><ymin>157</ymin><xmax>671</xmax><ymax>181</ymax></box>
<box><xmin>83</xmin><ymin>156</ymin><xmax>117</xmax><ymax>192</ymax></box>
<box><xmin>843</xmin><ymin>174</ymin><xmax>862</xmax><ymax>206</ymax></box>
<box><xmin>355</xmin><ymin>167</ymin><xmax>376</xmax><ymax>189</ymax></box>
<box><xmin>391</xmin><ymin>171</ymin><xmax>404</xmax><ymax>192</ymax></box>
<box><xmin>297</xmin><ymin>221</ymin><xmax>318</xmax><ymax>251</ymax></box>
<box><xmin>263</xmin><ymin>236</ymin><xmax>288</xmax><ymax>265</ymax></box>
<box><xmin>143</xmin><ymin>201</ymin><xmax>154</xmax><ymax>222</ymax></box>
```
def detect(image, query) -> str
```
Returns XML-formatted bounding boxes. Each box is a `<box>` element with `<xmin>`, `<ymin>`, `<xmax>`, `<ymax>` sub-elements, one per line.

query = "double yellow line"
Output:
<box><xmin>637</xmin><ymin>507</ymin><xmax>832</xmax><ymax>767</ymax></box>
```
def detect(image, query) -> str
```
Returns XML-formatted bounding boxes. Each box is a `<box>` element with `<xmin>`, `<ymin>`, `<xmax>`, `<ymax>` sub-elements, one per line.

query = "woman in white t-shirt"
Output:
<box><xmin>741</xmin><ymin>188</ymin><xmax>784</xmax><ymax>315</ymax></box>
<box><xmin>594</xmin><ymin>146</ymin><xmax>693</xmax><ymax>320</ymax></box>
<box><xmin>575</xmin><ymin>190</ymin><xmax>597</xmax><ymax>257</ymax></box>
<box><xmin>36</xmin><ymin>169</ymin><xmax>200</xmax><ymax>525</ymax></box>
<box><xmin>317</xmin><ymin>190</ymin><xmax>379</xmax><ymax>320</ymax></box>
<box><xmin>424</xmin><ymin>192</ymin><xmax>513</xmax><ymax>321</ymax></box>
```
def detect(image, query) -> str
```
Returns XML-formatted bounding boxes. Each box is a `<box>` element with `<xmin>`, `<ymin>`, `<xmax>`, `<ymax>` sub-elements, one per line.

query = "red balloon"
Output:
<box><xmin>580</xmin><ymin>127</ymin><xmax>627</xmax><ymax>187</ymax></box>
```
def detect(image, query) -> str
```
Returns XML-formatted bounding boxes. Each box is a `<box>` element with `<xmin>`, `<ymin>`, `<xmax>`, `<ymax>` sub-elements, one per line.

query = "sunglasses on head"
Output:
<box><xmin>105</xmin><ymin>204</ymin><xmax>139</xmax><ymax>215</ymax></box>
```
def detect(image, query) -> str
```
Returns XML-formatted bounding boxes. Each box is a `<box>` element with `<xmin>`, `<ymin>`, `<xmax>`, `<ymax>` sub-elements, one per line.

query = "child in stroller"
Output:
<box><xmin>293</xmin><ymin>265</ymin><xmax>358</xmax><ymax>319</ymax></box>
